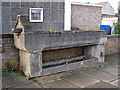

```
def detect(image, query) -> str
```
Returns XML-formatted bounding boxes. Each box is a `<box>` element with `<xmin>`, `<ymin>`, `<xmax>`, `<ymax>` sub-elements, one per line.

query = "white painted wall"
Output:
<box><xmin>102</xmin><ymin>2</ymin><xmax>115</xmax><ymax>15</ymax></box>
<box><xmin>102</xmin><ymin>17</ymin><xmax>118</xmax><ymax>26</ymax></box>
<box><xmin>64</xmin><ymin>0</ymin><xmax>71</xmax><ymax>31</ymax></box>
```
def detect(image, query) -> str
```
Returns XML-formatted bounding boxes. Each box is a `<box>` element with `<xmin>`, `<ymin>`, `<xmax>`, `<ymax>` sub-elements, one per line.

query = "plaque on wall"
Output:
<box><xmin>29</xmin><ymin>8</ymin><xmax>43</xmax><ymax>22</ymax></box>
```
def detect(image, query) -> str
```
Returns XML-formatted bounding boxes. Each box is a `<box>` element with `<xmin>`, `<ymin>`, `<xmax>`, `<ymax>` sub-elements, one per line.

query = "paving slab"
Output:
<box><xmin>84</xmin><ymin>70</ymin><xmax>118</xmax><ymax>82</ymax></box>
<box><xmin>99</xmin><ymin>66</ymin><xmax>118</xmax><ymax>75</ymax></box>
<box><xmin>42</xmin><ymin>79</ymin><xmax>79</xmax><ymax>88</ymax></box>
<box><xmin>2</xmin><ymin>53</ymin><xmax>119</xmax><ymax>89</ymax></box>
<box><xmin>85</xmin><ymin>82</ymin><xmax>117</xmax><ymax>88</ymax></box>
<box><xmin>13</xmin><ymin>83</ymin><xmax>42</xmax><ymax>88</ymax></box>
<box><xmin>73</xmin><ymin>66</ymin><xmax>99</xmax><ymax>74</ymax></box>
<box><xmin>36</xmin><ymin>73</ymin><xmax>64</xmax><ymax>84</ymax></box>
<box><xmin>105</xmin><ymin>53</ymin><xmax>118</xmax><ymax>66</ymax></box>
<box><xmin>62</xmin><ymin>73</ymin><xmax>100</xmax><ymax>88</ymax></box>
<box><xmin>2</xmin><ymin>72</ymin><xmax>32</xmax><ymax>89</ymax></box>
<box><xmin>110</xmin><ymin>79</ymin><xmax>120</xmax><ymax>87</ymax></box>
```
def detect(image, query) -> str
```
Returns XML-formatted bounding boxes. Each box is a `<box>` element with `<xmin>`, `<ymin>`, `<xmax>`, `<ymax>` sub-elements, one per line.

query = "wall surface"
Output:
<box><xmin>71</xmin><ymin>4</ymin><xmax>102</xmax><ymax>30</ymax></box>
<box><xmin>102</xmin><ymin>2</ymin><xmax>115</xmax><ymax>15</ymax></box>
<box><xmin>1</xmin><ymin>1</ymin><xmax>65</xmax><ymax>34</ymax></box>
<box><xmin>105</xmin><ymin>35</ymin><xmax>120</xmax><ymax>55</ymax></box>
<box><xmin>1</xmin><ymin>34</ymin><xmax>19</xmax><ymax>69</ymax></box>
<box><xmin>102</xmin><ymin>17</ymin><xmax>118</xmax><ymax>26</ymax></box>
<box><xmin>1</xmin><ymin>34</ymin><xmax>119</xmax><ymax>69</ymax></box>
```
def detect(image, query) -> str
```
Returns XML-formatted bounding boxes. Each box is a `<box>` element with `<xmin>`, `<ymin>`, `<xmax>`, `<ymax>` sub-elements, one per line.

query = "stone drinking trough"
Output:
<box><xmin>12</xmin><ymin>15</ymin><xmax>107</xmax><ymax>78</ymax></box>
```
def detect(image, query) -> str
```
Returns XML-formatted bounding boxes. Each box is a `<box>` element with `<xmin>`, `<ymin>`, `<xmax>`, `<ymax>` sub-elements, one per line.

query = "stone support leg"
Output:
<box><xmin>84</xmin><ymin>44</ymin><xmax>105</xmax><ymax>63</ymax></box>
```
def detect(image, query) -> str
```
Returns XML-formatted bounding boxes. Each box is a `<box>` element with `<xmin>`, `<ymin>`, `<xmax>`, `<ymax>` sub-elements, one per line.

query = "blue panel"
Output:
<box><xmin>100</xmin><ymin>25</ymin><xmax>110</xmax><ymax>34</ymax></box>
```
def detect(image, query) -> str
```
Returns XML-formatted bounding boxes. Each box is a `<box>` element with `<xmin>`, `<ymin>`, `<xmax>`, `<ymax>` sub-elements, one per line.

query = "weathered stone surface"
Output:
<box><xmin>86</xmin><ymin>82</ymin><xmax>116</xmax><ymax>88</ymax></box>
<box><xmin>21</xmin><ymin>2</ymin><xmax>29</xmax><ymax>7</ymax></box>
<box><xmin>110</xmin><ymin>79</ymin><xmax>120</xmax><ymax>87</ymax></box>
<box><xmin>2</xmin><ymin>72</ymin><xmax>32</xmax><ymax>88</ymax></box>
<box><xmin>42</xmin><ymin>80</ymin><xmax>79</xmax><ymax>88</ymax></box>
<box><xmin>13</xmin><ymin>23</ymin><xmax>107</xmax><ymax>53</ymax></box>
<box><xmin>15</xmin><ymin>83</ymin><xmax>42</xmax><ymax>88</ymax></box>
<box><xmin>63</xmin><ymin>73</ymin><xmax>100</xmax><ymax>88</ymax></box>
<box><xmin>84</xmin><ymin>70</ymin><xmax>118</xmax><ymax>82</ymax></box>
<box><xmin>2</xmin><ymin>53</ymin><xmax>119</xmax><ymax>89</ymax></box>
<box><xmin>100</xmin><ymin>66</ymin><xmax>118</xmax><ymax>75</ymax></box>
<box><xmin>2</xmin><ymin>8</ymin><xmax>10</xmax><ymax>21</ymax></box>
<box><xmin>2</xmin><ymin>2</ymin><xmax>10</xmax><ymax>8</ymax></box>
<box><xmin>12</xmin><ymin>15</ymin><xmax>107</xmax><ymax>77</ymax></box>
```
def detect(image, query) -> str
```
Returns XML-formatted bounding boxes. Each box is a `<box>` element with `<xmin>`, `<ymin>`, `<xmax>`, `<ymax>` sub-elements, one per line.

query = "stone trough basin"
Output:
<box><xmin>12</xmin><ymin>15</ymin><xmax>107</xmax><ymax>78</ymax></box>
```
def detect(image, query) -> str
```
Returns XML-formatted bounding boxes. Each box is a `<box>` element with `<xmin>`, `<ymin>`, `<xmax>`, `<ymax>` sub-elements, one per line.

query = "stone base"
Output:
<box><xmin>19</xmin><ymin>44</ymin><xmax>105</xmax><ymax>78</ymax></box>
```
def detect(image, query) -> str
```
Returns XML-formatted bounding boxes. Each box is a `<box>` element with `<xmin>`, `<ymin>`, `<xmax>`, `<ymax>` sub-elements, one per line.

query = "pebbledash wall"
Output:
<box><xmin>71</xmin><ymin>4</ymin><xmax>102</xmax><ymax>30</ymax></box>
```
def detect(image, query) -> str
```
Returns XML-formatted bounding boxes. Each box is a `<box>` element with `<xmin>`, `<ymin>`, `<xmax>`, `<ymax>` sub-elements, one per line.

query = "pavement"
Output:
<box><xmin>2</xmin><ymin>53</ymin><xmax>120</xmax><ymax>89</ymax></box>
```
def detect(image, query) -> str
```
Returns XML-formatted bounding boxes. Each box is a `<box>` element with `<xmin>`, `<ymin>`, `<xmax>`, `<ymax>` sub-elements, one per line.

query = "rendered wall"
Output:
<box><xmin>71</xmin><ymin>4</ymin><xmax>102</xmax><ymax>30</ymax></box>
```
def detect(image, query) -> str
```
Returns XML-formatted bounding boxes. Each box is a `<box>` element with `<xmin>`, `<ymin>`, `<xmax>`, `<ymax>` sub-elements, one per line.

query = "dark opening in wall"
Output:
<box><xmin>42</xmin><ymin>46</ymin><xmax>84</xmax><ymax>68</ymax></box>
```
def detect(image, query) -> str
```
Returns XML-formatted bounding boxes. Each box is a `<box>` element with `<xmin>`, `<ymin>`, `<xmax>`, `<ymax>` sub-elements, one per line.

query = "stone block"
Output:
<box><xmin>11</xmin><ymin>2</ymin><xmax>20</xmax><ymax>8</ymax></box>
<box><xmin>2</xmin><ymin>21</ymin><xmax>10</xmax><ymax>34</ymax></box>
<box><xmin>42</xmin><ymin>80</ymin><xmax>79</xmax><ymax>88</ymax></box>
<box><xmin>110</xmin><ymin>79</ymin><xmax>119</xmax><ymax>87</ymax></box>
<box><xmin>2</xmin><ymin>8</ymin><xmax>10</xmax><ymax>21</ymax></box>
<box><xmin>10</xmin><ymin>21</ymin><xmax>16</xmax><ymax>30</ymax></box>
<box><xmin>15</xmin><ymin>83</ymin><xmax>42</xmax><ymax>88</ymax></box>
<box><xmin>50</xmin><ymin>21</ymin><xmax>63</xmax><ymax>30</ymax></box>
<box><xmin>0</xmin><ymin>1</ymin><xmax>1</xmax><ymax>7</ymax></box>
<box><xmin>43</xmin><ymin>9</ymin><xmax>50</xmax><ymax>22</ymax></box>
<box><xmin>42</xmin><ymin>2</ymin><xmax>50</xmax><ymax>9</ymax></box>
<box><xmin>50</xmin><ymin>22</ymin><xmax>59</xmax><ymax>30</ymax></box>
<box><xmin>63</xmin><ymin>73</ymin><xmax>100</xmax><ymax>88</ymax></box>
<box><xmin>30</xmin><ymin>53</ymin><xmax>42</xmax><ymax>77</ymax></box>
<box><xmin>36</xmin><ymin>2</ymin><xmax>43</xmax><ymax>8</ymax></box>
<box><xmin>58</xmin><ymin>2</ymin><xmax>64</xmax><ymax>9</ymax></box>
<box><xmin>11</xmin><ymin>8</ymin><xmax>20</xmax><ymax>21</ymax></box>
<box><xmin>50</xmin><ymin>9</ymin><xmax>58</xmax><ymax>21</ymax></box>
<box><xmin>29</xmin><ymin>2</ymin><xmax>36</xmax><ymax>8</ymax></box>
<box><xmin>31</xmin><ymin>23</ymin><xmax>43</xmax><ymax>31</ymax></box>
<box><xmin>0</xmin><ymin>21</ymin><xmax>2</xmax><ymax>33</ymax></box>
<box><xmin>85</xmin><ymin>70</ymin><xmax>118</xmax><ymax>82</ymax></box>
<box><xmin>21</xmin><ymin>2</ymin><xmax>29</xmax><ymax>7</ymax></box>
<box><xmin>20</xmin><ymin>7</ymin><xmax>29</xmax><ymax>15</ymax></box>
<box><xmin>51</xmin><ymin>2</ymin><xmax>58</xmax><ymax>10</ymax></box>
<box><xmin>86</xmin><ymin>82</ymin><xmax>116</xmax><ymax>88</ymax></box>
<box><xmin>42</xmin><ymin>21</ymin><xmax>50</xmax><ymax>31</ymax></box>
<box><xmin>2</xmin><ymin>72</ymin><xmax>32</xmax><ymax>88</ymax></box>
<box><xmin>2</xmin><ymin>2</ymin><xmax>10</xmax><ymax>8</ymax></box>
<box><xmin>58</xmin><ymin>9</ymin><xmax>64</xmax><ymax>22</ymax></box>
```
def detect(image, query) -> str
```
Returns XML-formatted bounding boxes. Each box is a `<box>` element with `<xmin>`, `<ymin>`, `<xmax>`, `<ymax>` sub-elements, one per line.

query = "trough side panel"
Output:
<box><xmin>24</xmin><ymin>31</ymin><xmax>107</xmax><ymax>52</ymax></box>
